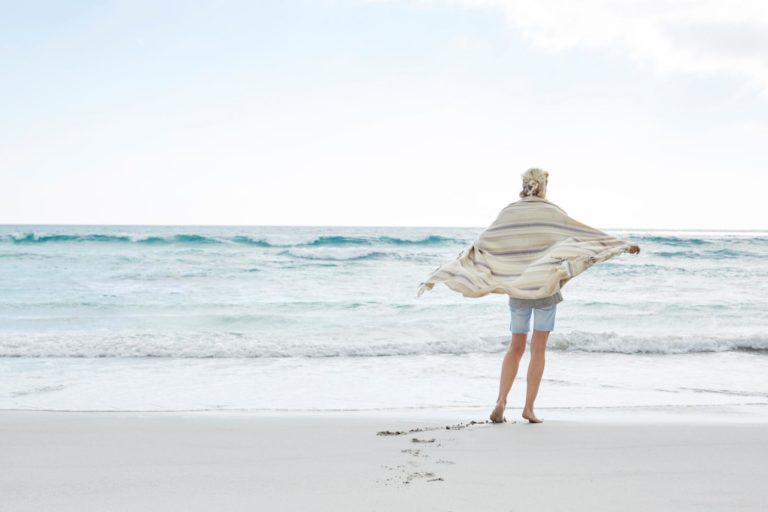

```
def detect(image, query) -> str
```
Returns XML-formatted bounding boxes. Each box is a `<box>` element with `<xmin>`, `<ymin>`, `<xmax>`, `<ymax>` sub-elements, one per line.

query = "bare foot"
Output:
<box><xmin>490</xmin><ymin>402</ymin><xmax>506</xmax><ymax>423</ymax></box>
<box><xmin>522</xmin><ymin>410</ymin><xmax>543</xmax><ymax>423</ymax></box>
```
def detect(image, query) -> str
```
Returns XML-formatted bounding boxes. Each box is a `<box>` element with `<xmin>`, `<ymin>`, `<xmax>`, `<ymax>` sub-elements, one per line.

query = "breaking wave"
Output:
<box><xmin>2</xmin><ymin>232</ymin><xmax>469</xmax><ymax>247</ymax></box>
<box><xmin>1</xmin><ymin>331</ymin><xmax>765</xmax><ymax>358</ymax></box>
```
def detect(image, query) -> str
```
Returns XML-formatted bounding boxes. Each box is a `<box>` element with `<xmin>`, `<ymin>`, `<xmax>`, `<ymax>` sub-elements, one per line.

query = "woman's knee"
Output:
<box><xmin>530</xmin><ymin>332</ymin><xmax>549</xmax><ymax>354</ymax></box>
<box><xmin>509</xmin><ymin>336</ymin><xmax>526</xmax><ymax>357</ymax></box>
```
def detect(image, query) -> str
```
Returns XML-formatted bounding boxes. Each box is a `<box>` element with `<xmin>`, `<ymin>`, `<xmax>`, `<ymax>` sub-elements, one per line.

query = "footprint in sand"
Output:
<box><xmin>379</xmin><ymin>419</ymin><xmax>496</xmax><ymax>486</ymax></box>
<box><xmin>404</xmin><ymin>471</ymin><xmax>444</xmax><ymax>484</ymax></box>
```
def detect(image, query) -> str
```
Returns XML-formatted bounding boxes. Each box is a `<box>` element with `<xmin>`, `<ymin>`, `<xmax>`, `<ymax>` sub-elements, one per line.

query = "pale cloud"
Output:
<box><xmin>425</xmin><ymin>0</ymin><xmax>768</xmax><ymax>94</ymax></box>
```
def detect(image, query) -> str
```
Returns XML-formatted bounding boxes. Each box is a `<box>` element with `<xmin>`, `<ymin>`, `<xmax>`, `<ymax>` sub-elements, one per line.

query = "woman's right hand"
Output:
<box><xmin>627</xmin><ymin>244</ymin><xmax>640</xmax><ymax>254</ymax></box>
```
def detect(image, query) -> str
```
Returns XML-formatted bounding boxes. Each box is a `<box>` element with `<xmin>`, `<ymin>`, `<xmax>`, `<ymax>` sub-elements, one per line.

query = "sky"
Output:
<box><xmin>1</xmin><ymin>0</ymin><xmax>767</xmax><ymax>230</ymax></box>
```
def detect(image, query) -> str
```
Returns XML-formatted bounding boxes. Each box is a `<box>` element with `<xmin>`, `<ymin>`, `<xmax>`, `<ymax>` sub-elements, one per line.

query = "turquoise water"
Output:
<box><xmin>1</xmin><ymin>225</ymin><xmax>766</xmax><ymax>411</ymax></box>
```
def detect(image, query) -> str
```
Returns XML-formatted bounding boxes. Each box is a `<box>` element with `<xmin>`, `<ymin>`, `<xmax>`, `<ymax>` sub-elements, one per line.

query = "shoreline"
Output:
<box><xmin>3</xmin><ymin>401</ymin><xmax>768</xmax><ymax>417</ymax></box>
<box><xmin>3</xmin><ymin>405</ymin><xmax>767</xmax><ymax>511</ymax></box>
<box><xmin>5</xmin><ymin>351</ymin><xmax>767</xmax><ymax>412</ymax></box>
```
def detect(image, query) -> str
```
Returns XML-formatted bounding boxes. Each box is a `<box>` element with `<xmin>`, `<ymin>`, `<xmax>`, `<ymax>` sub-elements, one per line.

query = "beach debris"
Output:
<box><xmin>445</xmin><ymin>420</ymin><xmax>495</xmax><ymax>430</ymax></box>
<box><xmin>376</xmin><ymin>419</ymin><xmax>495</xmax><ymax>437</ymax></box>
<box><xmin>376</xmin><ymin>430</ymin><xmax>408</xmax><ymax>436</ymax></box>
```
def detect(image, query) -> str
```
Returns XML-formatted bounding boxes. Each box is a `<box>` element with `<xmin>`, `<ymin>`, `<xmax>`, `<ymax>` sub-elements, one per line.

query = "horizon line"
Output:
<box><xmin>0</xmin><ymin>223</ymin><xmax>766</xmax><ymax>232</ymax></box>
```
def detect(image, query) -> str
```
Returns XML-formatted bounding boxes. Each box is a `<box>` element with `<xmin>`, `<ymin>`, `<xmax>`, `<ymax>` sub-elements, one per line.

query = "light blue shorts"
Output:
<box><xmin>509</xmin><ymin>303</ymin><xmax>557</xmax><ymax>333</ymax></box>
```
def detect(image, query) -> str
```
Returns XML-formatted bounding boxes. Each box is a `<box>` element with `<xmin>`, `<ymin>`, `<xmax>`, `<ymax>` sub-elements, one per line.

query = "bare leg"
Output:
<box><xmin>490</xmin><ymin>333</ymin><xmax>526</xmax><ymax>423</ymax></box>
<box><xmin>522</xmin><ymin>329</ymin><xmax>549</xmax><ymax>423</ymax></box>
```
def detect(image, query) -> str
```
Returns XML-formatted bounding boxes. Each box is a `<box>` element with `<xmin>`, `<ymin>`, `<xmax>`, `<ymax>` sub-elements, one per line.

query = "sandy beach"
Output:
<box><xmin>3</xmin><ymin>405</ymin><xmax>767</xmax><ymax>511</ymax></box>
<box><xmin>5</xmin><ymin>0</ymin><xmax>768</xmax><ymax>510</ymax></box>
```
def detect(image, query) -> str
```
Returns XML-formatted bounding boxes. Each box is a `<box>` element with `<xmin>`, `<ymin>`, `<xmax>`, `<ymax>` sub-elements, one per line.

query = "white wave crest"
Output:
<box><xmin>550</xmin><ymin>330</ymin><xmax>768</xmax><ymax>354</ymax></box>
<box><xmin>281</xmin><ymin>247</ymin><xmax>395</xmax><ymax>261</ymax></box>
<box><xmin>0</xmin><ymin>331</ymin><xmax>766</xmax><ymax>358</ymax></box>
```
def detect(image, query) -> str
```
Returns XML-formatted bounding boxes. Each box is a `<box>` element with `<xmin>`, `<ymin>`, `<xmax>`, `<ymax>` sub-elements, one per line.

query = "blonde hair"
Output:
<box><xmin>519</xmin><ymin>168</ymin><xmax>549</xmax><ymax>199</ymax></box>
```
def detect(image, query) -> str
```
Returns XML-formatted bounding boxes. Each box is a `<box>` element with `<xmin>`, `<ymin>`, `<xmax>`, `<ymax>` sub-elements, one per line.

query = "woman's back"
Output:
<box><xmin>417</xmin><ymin>187</ymin><xmax>633</xmax><ymax>300</ymax></box>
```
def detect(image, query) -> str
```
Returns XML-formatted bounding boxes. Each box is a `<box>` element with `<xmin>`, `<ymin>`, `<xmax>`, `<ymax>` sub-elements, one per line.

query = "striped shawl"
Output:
<box><xmin>416</xmin><ymin>196</ymin><xmax>631</xmax><ymax>299</ymax></box>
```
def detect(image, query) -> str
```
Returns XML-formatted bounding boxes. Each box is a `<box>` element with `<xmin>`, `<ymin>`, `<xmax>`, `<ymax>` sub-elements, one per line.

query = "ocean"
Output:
<box><xmin>1</xmin><ymin>225</ymin><xmax>767</xmax><ymax>412</ymax></box>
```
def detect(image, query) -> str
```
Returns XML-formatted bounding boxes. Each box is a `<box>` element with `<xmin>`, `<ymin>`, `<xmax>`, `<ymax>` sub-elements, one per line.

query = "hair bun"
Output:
<box><xmin>519</xmin><ymin>168</ymin><xmax>549</xmax><ymax>199</ymax></box>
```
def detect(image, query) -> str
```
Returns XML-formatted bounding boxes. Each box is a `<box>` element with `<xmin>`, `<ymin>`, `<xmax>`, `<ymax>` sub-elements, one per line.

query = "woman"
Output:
<box><xmin>417</xmin><ymin>168</ymin><xmax>640</xmax><ymax>424</ymax></box>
